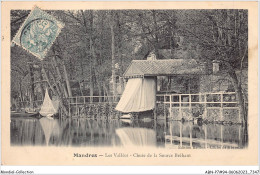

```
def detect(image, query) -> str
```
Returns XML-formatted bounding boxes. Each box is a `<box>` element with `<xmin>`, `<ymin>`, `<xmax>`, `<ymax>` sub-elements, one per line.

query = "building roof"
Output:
<box><xmin>124</xmin><ymin>59</ymin><xmax>207</xmax><ymax>78</ymax></box>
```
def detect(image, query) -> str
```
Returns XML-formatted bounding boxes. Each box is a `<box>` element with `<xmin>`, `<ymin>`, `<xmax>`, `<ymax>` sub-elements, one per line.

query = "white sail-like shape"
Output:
<box><xmin>115</xmin><ymin>77</ymin><xmax>156</xmax><ymax>112</ymax></box>
<box><xmin>116</xmin><ymin>128</ymin><xmax>156</xmax><ymax>147</ymax></box>
<box><xmin>39</xmin><ymin>117</ymin><xmax>60</xmax><ymax>146</ymax></box>
<box><xmin>39</xmin><ymin>89</ymin><xmax>59</xmax><ymax>117</ymax></box>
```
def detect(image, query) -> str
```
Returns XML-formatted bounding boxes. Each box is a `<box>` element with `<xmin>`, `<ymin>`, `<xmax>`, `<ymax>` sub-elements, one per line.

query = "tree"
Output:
<box><xmin>109</xmin><ymin>11</ymin><xmax>117</xmax><ymax>99</ymax></box>
<box><xmin>11</xmin><ymin>9</ymin><xmax>248</xmax><ymax>121</ymax></box>
<box><xmin>179</xmin><ymin>10</ymin><xmax>248</xmax><ymax>123</ymax></box>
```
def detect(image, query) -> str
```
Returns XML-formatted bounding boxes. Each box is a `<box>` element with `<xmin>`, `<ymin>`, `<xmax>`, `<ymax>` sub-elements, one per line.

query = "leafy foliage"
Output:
<box><xmin>11</xmin><ymin>9</ymin><xmax>247</xmax><ymax>101</ymax></box>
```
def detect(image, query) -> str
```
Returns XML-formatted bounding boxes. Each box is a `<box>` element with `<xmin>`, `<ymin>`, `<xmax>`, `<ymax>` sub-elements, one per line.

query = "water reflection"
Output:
<box><xmin>115</xmin><ymin>128</ymin><xmax>156</xmax><ymax>147</ymax></box>
<box><xmin>165</xmin><ymin>121</ymin><xmax>247</xmax><ymax>149</ymax></box>
<box><xmin>39</xmin><ymin>117</ymin><xmax>61</xmax><ymax>146</ymax></box>
<box><xmin>10</xmin><ymin>116</ymin><xmax>248</xmax><ymax>148</ymax></box>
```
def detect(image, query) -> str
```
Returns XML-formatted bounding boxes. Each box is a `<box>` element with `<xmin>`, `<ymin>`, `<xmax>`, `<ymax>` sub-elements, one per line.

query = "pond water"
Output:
<box><xmin>10</xmin><ymin>115</ymin><xmax>248</xmax><ymax>149</ymax></box>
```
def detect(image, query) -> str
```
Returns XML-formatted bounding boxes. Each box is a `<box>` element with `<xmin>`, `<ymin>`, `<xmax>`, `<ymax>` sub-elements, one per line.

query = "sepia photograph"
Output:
<box><xmin>1</xmin><ymin>1</ymin><xmax>258</xmax><ymax>169</ymax></box>
<box><xmin>10</xmin><ymin>7</ymin><xmax>249</xmax><ymax>149</ymax></box>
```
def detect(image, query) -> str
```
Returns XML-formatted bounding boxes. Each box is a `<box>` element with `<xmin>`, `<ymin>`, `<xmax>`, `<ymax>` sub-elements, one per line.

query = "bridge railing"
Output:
<box><xmin>66</xmin><ymin>95</ymin><xmax>121</xmax><ymax>105</ymax></box>
<box><xmin>156</xmin><ymin>92</ymin><xmax>238</xmax><ymax>107</ymax></box>
<box><xmin>156</xmin><ymin>92</ymin><xmax>241</xmax><ymax>123</ymax></box>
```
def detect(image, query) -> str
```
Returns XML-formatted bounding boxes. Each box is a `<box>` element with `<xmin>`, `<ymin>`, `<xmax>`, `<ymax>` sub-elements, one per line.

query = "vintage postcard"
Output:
<box><xmin>1</xmin><ymin>1</ymin><xmax>259</xmax><ymax>167</ymax></box>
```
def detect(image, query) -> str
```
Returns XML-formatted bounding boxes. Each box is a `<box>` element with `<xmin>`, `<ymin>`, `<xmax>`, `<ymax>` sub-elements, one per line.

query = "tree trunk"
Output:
<box><xmin>109</xmin><ymin>11</ymin><xmax>117</xmax><ymax>100</ymax></box>
<box><xmin>116</xmin><ymin>12</ymin><xmax>123</xmax><ymax>76</ymax></box>
<box><xmin>62</xmin><ymin>60</ymin><xmax>72</xmax><ymax>97</ymax></box>
<box><xmin>29</xmin><ymin>64</ymin><xmax>35</xmax><ymax>105</ymax></box>
<box><xmin>81</xmin><ymin>10</ymin><xmax>94</xmax><ymax>101</ymax></box>
<box><xmin>89</xmin><ymin>40</ymin><xmax>94</xmax><ymax>102</ymax></box>
<box><xmin>19</xmin><ymin>79</ymin><xmax>23</xmax><ymax>102</ymax></box>
<box><xmin>52</xmin><ymin>56</ymin><xmax>69</xmax><ymax>98</ymax></box>
<box><xmin>98</xmin><ymin>15</ymin><xmax>105</xmax><ymax>102</ymax></box>
<box><xmin>37</xmin><ymin>69</ymin><xmax>45</xmax><ymax>100</ymax></box>
<box><xmin>98</xmin><ymin>81</ymin><xmax>102</xmax><ymax>102</ymax></box>
<box><xmin>42</xmin><ymin>67</ymin><xmax>58</xmax><ymax>96</ymax></box>
<box><xmin>78</xmin><ymin>80</ymin><xmax>83</xmax><ymax>96</ymax></box>
<box><xmin>103</xmin><ymin>84</ymin><xmax>109</xmax><ymax>102</ymax></box>
<box><xmin>49</xmin><ymin>70</ymin><xmax>62</xmax><ymax>97</ymax></box>
<box><xmin>170</xmin><ymin>31</ymin><xmax>175</xmax><ymax>59</ymax></box>
<box><xmin>89</xmin><ymin>11</ymin><xmax>97</xmax><ymax>102</ymax></box>
<box><xmin>229</xmin><ymin>71</ymin><xmax>246</xmax><ymax>124</ymax></box>
<box><xmin>152</xmin><ymin>10</ymin><xmax>160</xmax><ymax>59</ymax></box>
<box><xmin>79</xmin><ymin>58</ymin><xmax>85</xmax><ymax>93</ymax></box>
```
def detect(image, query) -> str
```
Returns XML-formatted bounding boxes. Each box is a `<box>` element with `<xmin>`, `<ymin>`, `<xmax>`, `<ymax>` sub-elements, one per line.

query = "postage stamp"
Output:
<box><xmin>12</xmin><ymin>6</ymin><xmax>64</xmax><ymax>60</ymax></box>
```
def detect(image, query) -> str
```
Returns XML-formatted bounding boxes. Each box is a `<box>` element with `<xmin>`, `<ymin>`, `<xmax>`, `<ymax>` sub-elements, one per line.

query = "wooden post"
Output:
<box><xmin>154</xmin><ymin>118</ymin><xmax>157</xmax><ymax>132</ymax></box>
<box><xmin>77</xmin><ymin>118</ymin><xmax>79</xmax><ymax>137</ymax></box>
<box><xmin>199</xmin><ymin>93</ymin><xmax>202</xmax><ymax>103</ymax></box>
<box><xmin>180</xmin><ymin>122</ymin><xmax>183</xmax><ymax>147</ymax></box>
<box><xmin>169</xmin><ymin>94</ymin><xmax>172</xmax><ymax>119</ymax></box>
<box><xmin>170</xmin><ymin>121</ymin><xmax>172</xmax><ymax>145</ymax></box>
<box><xmin>238</xmin><ymin>125</ymin><xmax>241</xmax><ymax>147</ymax></box>
<box><xmin>163</xmin><ymin>94</ymin><xmax>166</xmax><ymax>120</ymax></box>
<box><xmin>205</xmin><ymin>94</ymin><xmax>207</xmax><ymax>119</ymax></box>
<box><xmin>76</xmin><ymin>97</ymin><xmax>78</xmax><ymax>116</ymax></box>
<box><xmin>189</xmin><ymin>124</ymin><xmax>193</xmax><ymax>149</ymax></box>
<box><xmin>237</xmin><ymin>92</ymin><xmax>241</xmax><ymax>123</ymax></box>
<box><xmin>154</xmin><ymin>76</ymin><xmax>157</xmax><ymax>120</ymax></box>
<box><xmin>189</xmin><ymin>94</ymin><xmax>192</xmax><ymax>120</ymax></box>
<box><xmin>204</xmin><ymin>125</ymin><xmax>207</xmax><ymax>149</ymax></box>
<box><xmin>220</xmin><ymin>125</ymin><xmax>223</xmax><ymax>149</ymax></box>
<box><xmin>179</xmin><ymin>94</ymin><xmax>182</xmax><ymax>120</ymax></box>
<box><xmin>199</xmin><ymin>93</ymin><xmax>204</xmax><ymax>119</ymax></box>
<box><xmin>220</xmin><ymin>92</ymin><xmax>223</xmax><ymax>121</ymax></box>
